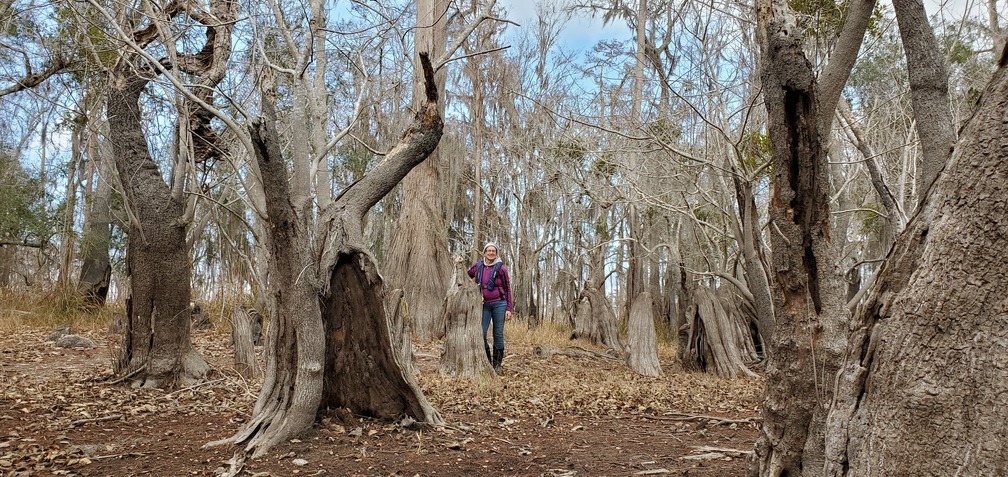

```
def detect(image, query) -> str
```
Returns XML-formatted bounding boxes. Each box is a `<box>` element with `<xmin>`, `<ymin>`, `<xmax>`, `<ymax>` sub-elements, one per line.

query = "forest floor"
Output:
<box><xmin>0</xmin><ymin>317</ymin><xmax>763</xmax><ymax>477</ymax></box>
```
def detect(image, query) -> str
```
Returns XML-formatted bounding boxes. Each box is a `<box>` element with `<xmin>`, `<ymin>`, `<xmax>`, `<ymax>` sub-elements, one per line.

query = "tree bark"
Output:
<box><xmin>681</xmin><ymin>286</ymin><xmax>758</xmax><ymax>378</ymax></box>
<box><xmin>77</xmin><ymin>111</ymin><xmax>113</xmax><ymax>308</ymax></box>
<box><xmin>572</xmin><ymin>280</ymin><xmax>624</xmax><ymax>356</ymax></box>
<box><xmin>107</xmin><ymin>74</ymin><xmax>208</xmax><ymax>389</ymax></box>
<box><xmin>626</xmin><ymin>291</ymin><xmax>661</xmax><ymax>377</ymax></box>
<box><xmin>385</xmin><ymin>0</ymin><xmax>449</xmax><ymax>343</ymax></box>
<box><xmin>440</xmin><ymin>261</ymin><xmax>493</xmax><ymax>378</ymax></box>
<box><xmin>752</xmin><ymin>1</ymin><xmax>851</xmax><ymax>474</ymax></box>
<box><xmin>231</xmin><ymin>307</ymin><xmax>259</xmax><ymax>379</ymax></box>
<box><xmin>217</xmin><ymin>53</ymin><xmax>444</xmax><ymax>461</ymax></box>
<box><xmin>825</xmin><ymin>44</ymin><xmax>1008</xmax><ymax>477</ymax></box>
<box><xmin>386</xmin><ymin>288</ymin><xmax>415</xmax><ymax>376</ymax></box>
<box><xmin>893</xmin><ymin>0</ymin><xmax>955</xmax><ymax>203</ymax></box>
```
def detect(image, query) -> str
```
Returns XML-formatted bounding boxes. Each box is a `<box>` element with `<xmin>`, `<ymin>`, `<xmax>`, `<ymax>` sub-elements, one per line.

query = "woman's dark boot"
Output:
<box><xmin>484</xmin><ymin>342</ymin><xmax>492</xmax><ymax>364</ymax></box>
<box><xmin>492</xmin><ymin>347</ymin><xmax>504</xmax><ymax>374</ymax></box>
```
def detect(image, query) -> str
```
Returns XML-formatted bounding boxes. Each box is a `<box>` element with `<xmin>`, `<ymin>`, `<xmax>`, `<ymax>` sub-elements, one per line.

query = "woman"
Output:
<box><xmin>455</xmin><ymin>242</ymin><xmax>513</xmax><ymax>373</ymax></box>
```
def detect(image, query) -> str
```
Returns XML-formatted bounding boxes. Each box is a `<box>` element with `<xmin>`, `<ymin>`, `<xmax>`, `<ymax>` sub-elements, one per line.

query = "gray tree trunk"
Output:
<box><xmin>218</xmin><ymin>53</ymin><xmax>444</xmax><ymax>461</ymax></box>
<box><xmin>572</xmin><ymin>280</ymin><xmax>624</xmax><ymax>356</ymax></box>
<box><xmin>77</xmin><ymin>109</ymin><xmax>113</xmax><ymax>308</ymax></box>
<box><xmin>107</xmin><ymin>75</ymin><xmax>208</xmax><ymax>389</ymax></box>
<box><xmin>626</xmin><ymin>291</ymin><xmax>661</xmax><ymax>377</ymax></box>
<box><xmin>386</xmin><ymin>289</ymin><xmax>415</xmax><ymax>376</ymax></box>
<box><xmin>385</xmin><ymin>0</ymin><xmax>449</xmax><ymax>343</ymax></box>
<box><xmin>893</xmin><ymin>0</ymin><xmax>955</xmax><ymax>202</ymax></box>
<box><xmin>825</xmin><ymin>44</ymin><xmax>1008</xmax><ymax>477</ymax></box>
<box><xmin>230</xmin><ymin>307</ymin><xmax>259</xmax><ymax>379</ymax></box>
<box><xmin>681</xmin><ymin>286</ymin><xmax>758</xmax><ymax>378</ymax></box>
<box><xmin>440</xmin><ymin>261</ymin><xmax>493</xmax><ymax>378</ymax></box>
<box><xmin>751</xmin><ymin>1</ymin><xmax>852</xmax><ymax>474</ymax></box>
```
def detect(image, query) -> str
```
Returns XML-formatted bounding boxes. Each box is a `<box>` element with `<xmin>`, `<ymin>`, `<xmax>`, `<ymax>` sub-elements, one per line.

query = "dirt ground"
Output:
<box><xmin>0</xmin><ymin>324</ymin><xmax>763</xmax><ymax>476</ymax></box>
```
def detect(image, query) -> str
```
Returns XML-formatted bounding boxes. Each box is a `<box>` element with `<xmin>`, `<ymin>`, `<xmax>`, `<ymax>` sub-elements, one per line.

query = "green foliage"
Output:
<box><xmin>552</xmin><ymin>138</ymin><xmax>588</xmax><ymax>163</ymax></box>
<box><xmin>591</xmin><ymin>156</ymin><xmax>617</xmax><ymax>178</ymax></box>
<box><xmin>856</xmin><ymin>203</ymin><xmax>885</xmax><ymax>237</ymax></box>
<box><xmin>0</xmin><ymin>152</ymin><xmax>54</xmax><ymax>246</ymax></box>
<box><xmin>739</xmin><ymin>131</ymin><xmax>771</xmax><ymax>175</ymax></box>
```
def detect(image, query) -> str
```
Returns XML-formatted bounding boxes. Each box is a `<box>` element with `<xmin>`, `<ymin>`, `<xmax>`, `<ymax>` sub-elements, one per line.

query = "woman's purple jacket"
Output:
<box><xmin>467</xmin><ymin>260</ymin><xmax>513</xmax><ymax>312</ymax></box>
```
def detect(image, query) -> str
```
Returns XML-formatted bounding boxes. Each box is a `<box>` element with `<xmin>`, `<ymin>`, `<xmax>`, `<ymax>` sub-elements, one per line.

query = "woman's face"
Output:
<box><xmin>483</xmin><ymin>246</ymin><xmax>498</xmax><ymax>261</ymax></box>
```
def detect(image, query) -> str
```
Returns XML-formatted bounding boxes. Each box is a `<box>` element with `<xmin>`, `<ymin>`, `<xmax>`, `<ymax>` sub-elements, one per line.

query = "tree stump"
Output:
<box><xmin>386</xmin><ymin>289</ymin><xmax>414</xmax><ymax>376</ymax></box>
<box><xmin>231</xmin><ymin>307</ymin><xmax>260</xmax><ymax>379</ymax></box>
<box><xmin>440</xmin><ymin>262</ymin><xmax>492</xmax><ymax>378</ymax></box>
<box><xmin>571</xmin><ymin>281</ymin><xmax>624</xmax><ymax>356</ymax></box>
<box><xmin>626</xmin><ymin>292</ymin><xmax>662</xmax><ymax>377</ymax></box>
<box><xmin>680</xmin><ymin>285</ymin><xmax>758</xmax><ymax>378</ymax></box>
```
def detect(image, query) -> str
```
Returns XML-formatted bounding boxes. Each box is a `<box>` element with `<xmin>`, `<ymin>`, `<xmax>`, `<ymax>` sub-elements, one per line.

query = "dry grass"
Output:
<box><xmin>0</xmin><ymin>289</ymin><xmax>114</xmax><ymax>333</ymax></box>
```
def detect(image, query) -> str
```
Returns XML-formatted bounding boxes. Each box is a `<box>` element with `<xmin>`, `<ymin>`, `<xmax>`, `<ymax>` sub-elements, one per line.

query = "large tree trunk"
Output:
<box><xmin>217</xmin><ymin>53</ymin><xmax>444</xmax><ymax>462</ymax></box>
<box><xmin>572</xmin><ymin>280</ymin><xmax>624</xmax><ymax>356</ymax></box>
<box><xmin>682</xmin><ymin>286</ymin><xmax>759</xmax><ymax>378</ymax></box>
<box><xmin>107</xmin><ymin>75</ymin><xmax>207</xmax><ymax>389</ymax></box>
<box><xmin>385</xmin><ymin>0</ymin><xmax>449</xmax><ymax>343</ymax></box>
<box><xmin>751</xmin><ymin>2</ymin><xmax>851</xmax><ymax>474</ymax></box>
<box><xmin>625</xmin><ymin>291</ymin><xmax>661</xmax><ymax>377</ymax></box>
<box><xmin>825</xmin><ymin>45</ymin><xmax>1008</xmax><ymax>477</ymax></box>
<box><xmin>440</xmin><ymin>261</ymin><xmax>493</xmax><ymax>378</ymax></box>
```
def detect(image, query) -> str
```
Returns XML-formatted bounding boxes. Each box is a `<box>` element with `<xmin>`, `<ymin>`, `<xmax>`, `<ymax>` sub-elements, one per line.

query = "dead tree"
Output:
<box><xmin>213</xmin><ymin>53</ymin><xmax>443</xmax><ymax>462</ymax></box>
<box><xmin>681</xmin><ymin>286</ymin><xmax>759</xmax><ymax>378</ymax></box>
<box><xmin>571</xmin><ymin>279</ymin><xmax>624</xmax><ymax>356</ymax></box>
<box><xmin>230</xmin><ymin>307</ymin><xmax>259</xmax><ymax>379</ymax></box>
<box><xmin>440</xmin><ymin>261</ymin><xmax>493</xmax><ymax>377</ymax></box>
<box><xmin>626</xmin><ymin>291</ymin><xmax>662</xmax><ymax>377</ymax></box>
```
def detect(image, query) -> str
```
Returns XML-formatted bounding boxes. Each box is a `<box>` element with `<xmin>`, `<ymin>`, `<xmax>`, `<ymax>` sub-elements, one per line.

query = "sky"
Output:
<box><xmin>493</xmin><ymin>0</ymin><xmax>984</xmax><ymax>51</ymax></box>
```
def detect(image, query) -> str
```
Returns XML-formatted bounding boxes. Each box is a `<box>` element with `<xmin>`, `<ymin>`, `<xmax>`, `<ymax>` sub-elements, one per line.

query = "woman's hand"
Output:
<box><xmin>454</xmin><ymin>255</ymin><xmax>463</xmax><ymax>263</ymax></box>
<box><xmin>505</xmin><ymin>310</ymin><xmax>512</xmax><ymax>321</ymax></box>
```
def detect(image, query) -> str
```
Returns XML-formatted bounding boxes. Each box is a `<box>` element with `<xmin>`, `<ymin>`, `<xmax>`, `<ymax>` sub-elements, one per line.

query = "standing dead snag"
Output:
<box><xmin>441</xmin><ymin>261</ymin><xmax>493</xmax><ymax>378</ymax></box>
<box><xmin>626</xmin><ymin>292</ymin><xmax>662</xmax><ymax>377</ymax></box>
<box><xmin>680</xmin><ymin>286</ymin><xmax>758</xmax><ymax>378</ymax></box>
<box><xmin>230</xmin><ymin>307</ymin><xmax>259</xmax><ymax>379</ymax></box>
<box><xmin>212</xmin><ymin>53</ymin><xmax>444</xmax><ymax>461</ymax></box>
<box><xmin>571</xmin><ymin>280</ymin><xmax>625</xmax><ymax>356</ymax></box>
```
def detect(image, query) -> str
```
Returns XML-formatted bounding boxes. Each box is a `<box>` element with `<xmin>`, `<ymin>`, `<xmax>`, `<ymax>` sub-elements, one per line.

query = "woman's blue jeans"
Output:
<box><xmin>482</xmin><ymin>300</ymin><xmax>507</xmax><ymax>350</ymax></box>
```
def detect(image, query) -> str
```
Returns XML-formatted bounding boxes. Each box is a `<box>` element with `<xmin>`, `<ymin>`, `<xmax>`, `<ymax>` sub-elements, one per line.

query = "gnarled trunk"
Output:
<box><xmin>107</xmin><ymin>74</ymin><xmax>207</xmax><ymax>390</ymax></box>
<box><xmin>216</xmin><ymin>53</ymin><xmax>444</xmax><ymax>462</ymax></box>
<box><xmin>681</xmin><ymin>286</ymin><xmax>758</xmax><ymax>378</ymax></box>
<box><xmin>572</xmin><ymin>280</ymin><xmax>624</xmax><ymax>356</ymax></box>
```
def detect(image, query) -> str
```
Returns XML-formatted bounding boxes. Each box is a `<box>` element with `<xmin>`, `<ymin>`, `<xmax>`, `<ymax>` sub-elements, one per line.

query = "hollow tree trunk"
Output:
<box><xmin>440</xmin><ymin>261</ymin><xmax>492</xmax><ymax>378</ymax></box>
<box><xmin>825</xmin><ymin>46</ymin><xmax>1008</xmax><ymax>477</ymax></box>
<box><xmin>217</xmin><ymin>53</ymin><xmax>444</xmax><ymax>461</ymax></box>
<box><xmin>107</xmin><ymin>75</ymin><xmax>207</xmax><ymax>389</ymax></box>
<box><xmin>626</xmin><ymin>291</ymin><xmax>661</xmax><ymax>377</ymax></box>
<box><xmin>682</xmin><ymin>286</ymin><xmax>758</xmax><ymax>378</ymax></box>
<box><xmin>751</xmin><ymin>2</ymin><xmax>850</xmax><ymax>474</ymax></box>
